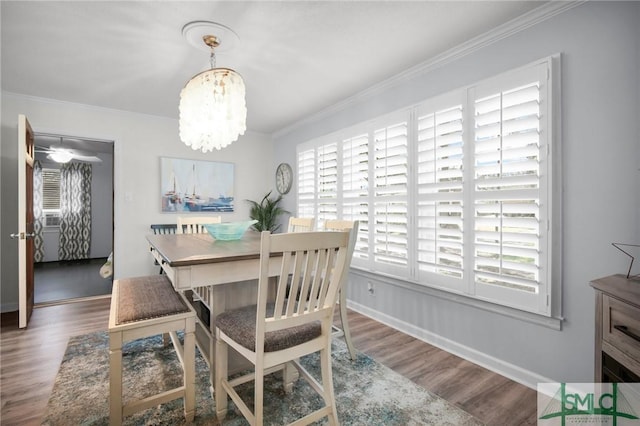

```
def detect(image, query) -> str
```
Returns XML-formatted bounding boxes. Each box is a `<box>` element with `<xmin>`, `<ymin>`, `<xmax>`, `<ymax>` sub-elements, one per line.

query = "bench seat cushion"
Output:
<box><xmin>116</xmin><ymin>275</ymin><xmax>190</xmax><ymax>325</ymax></box>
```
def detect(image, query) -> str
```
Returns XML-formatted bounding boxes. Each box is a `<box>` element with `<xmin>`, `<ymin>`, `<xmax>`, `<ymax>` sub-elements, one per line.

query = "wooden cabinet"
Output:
<box><xmin>590</xmin><ymin>274</ymin><xmax>640</xmax><ymax>382</ymax></box>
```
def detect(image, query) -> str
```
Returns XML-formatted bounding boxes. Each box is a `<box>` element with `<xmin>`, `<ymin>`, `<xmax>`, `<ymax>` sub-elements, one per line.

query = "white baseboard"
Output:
<box><xmin>348</xmin><ymin>300</ymin><xmax>554</xmax><ymax>390</ymax></box>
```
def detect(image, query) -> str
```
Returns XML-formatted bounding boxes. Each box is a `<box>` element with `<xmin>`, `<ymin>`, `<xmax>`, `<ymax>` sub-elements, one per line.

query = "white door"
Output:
<box><xmin>13</xmin><ymin>114</ymin><xmax>35</xmax><ymax>328</ymax></box>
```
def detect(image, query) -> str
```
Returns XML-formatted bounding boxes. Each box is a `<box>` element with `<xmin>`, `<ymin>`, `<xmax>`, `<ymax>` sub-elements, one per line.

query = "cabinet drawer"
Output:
<box><xmin>603</xmin><ymin>294</ymin><xmax>640</xmax><ymax>363</ymax></box>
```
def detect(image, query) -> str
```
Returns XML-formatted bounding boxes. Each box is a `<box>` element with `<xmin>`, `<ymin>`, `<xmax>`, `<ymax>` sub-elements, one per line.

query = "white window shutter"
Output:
<box><xmin>416</xmin><ymin>104</ymin><xmax>465</xmax><ymax>287</ymax></box>
<box><xmin>471</xmin><ymin>62</ymin><xmax>550</xmax><ymax>315</ymax></box>
<box><xmin>317</xmin><ymin>143</ymin><xmax>338</xmax><ymax>228</ymax></box>
<box><xmin>297</xmin><ymin>148</ymin><xmax>316</xmax><ymax>218</ymax></box>
<box><xmin>373</xmin><ymin>119</ymin><xmax>409</xmax><ymax>272</ymax></box>
<box><xmin>342</xmin><ymin>133</ymin><xmax>370</xmax><ymax>263</ymax></box>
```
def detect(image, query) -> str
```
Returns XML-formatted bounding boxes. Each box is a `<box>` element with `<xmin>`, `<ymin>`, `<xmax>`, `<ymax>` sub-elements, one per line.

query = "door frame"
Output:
<box><xmin>18</xmin><ymin>114</ymin><xmax>35</xmax><ymax>328</ymax></box>
<box><xmin>32</xmin><ymin>131</ymin><xmax>116</xmax><ymax>304</ymax></box>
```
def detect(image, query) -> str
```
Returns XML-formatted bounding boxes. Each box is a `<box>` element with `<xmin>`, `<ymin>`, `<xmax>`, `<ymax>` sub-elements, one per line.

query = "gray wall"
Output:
<box><xmin>90</xmin><ymin>151</ymin><xmax>114</xmax><ymax>259</ymax></box>
<box><xmin>273</xmin><ymin>2</ymin><xmax>640</xmax><ymax>385</ymax></box>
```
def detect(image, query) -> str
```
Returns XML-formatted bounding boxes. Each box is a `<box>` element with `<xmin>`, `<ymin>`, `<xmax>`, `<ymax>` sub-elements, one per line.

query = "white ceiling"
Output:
<box><xmin>1</xmin><ymin>1</ymin><xmax>546</xmax><ymax>136</ymax></box>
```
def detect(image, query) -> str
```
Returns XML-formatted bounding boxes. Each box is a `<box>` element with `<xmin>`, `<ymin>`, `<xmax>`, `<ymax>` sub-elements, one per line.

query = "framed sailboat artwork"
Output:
<box><xmin>160</xmin><ymin>157</ymin><xmax>234</xmax><ymax>213</ymax></box>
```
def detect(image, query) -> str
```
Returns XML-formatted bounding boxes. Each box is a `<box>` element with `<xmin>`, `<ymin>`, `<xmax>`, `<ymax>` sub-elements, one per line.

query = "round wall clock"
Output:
<box><xmin>275</xmin><ymin>162</ymin><xmax>293</xmax><ymax>194</ymax></box>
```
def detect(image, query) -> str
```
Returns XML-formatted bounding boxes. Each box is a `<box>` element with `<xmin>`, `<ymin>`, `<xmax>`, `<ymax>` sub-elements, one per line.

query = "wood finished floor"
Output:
<box><xmin>0</xmin><ymin>298</ymin><xmax>537</xmax><ymax>425</ymax></box>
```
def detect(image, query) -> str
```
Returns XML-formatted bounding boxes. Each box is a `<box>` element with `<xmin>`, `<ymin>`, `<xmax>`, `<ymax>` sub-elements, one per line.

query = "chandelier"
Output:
<box><xmin>179</xmin><ymin>22</ymin><xmax>246</xmax><ymax>152</ymax></box>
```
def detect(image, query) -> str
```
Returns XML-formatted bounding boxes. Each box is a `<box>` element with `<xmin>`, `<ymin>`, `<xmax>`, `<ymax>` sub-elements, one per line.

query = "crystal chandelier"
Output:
<box><xmin>179</xmin><ymin>25</ymin><xmax>246</xmax><ymax>152</ymax></box>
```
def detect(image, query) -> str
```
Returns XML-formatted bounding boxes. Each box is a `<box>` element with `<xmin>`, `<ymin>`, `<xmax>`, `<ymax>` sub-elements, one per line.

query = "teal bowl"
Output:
<box><xmin>203</xmin><ymin>220</ymin><xmax>258</xmax><ymax>241</ymax></box>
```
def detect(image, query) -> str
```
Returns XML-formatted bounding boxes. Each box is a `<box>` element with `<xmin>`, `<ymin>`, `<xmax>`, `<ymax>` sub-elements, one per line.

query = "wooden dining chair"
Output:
<box><xmin>176</xmin><ymin>215</ymin><xmax>222</xmax><ymax>234</ymax></box>
<box><xmin>214</xmin><ymin>230</ymin><xmax>352</xmax><ymax>426</ymax></box>
<box><xmin>287</xmin><ymin>216</ymin><xmax>315</xmax><ymax>233</ymax></box>
<box><xmin>324</xmin><ymin>220</ymin><xmax>359</xmax><ymax>360</ymax></box>
<box><xmin>150</xmin><ymin>223</ymin><xmax>178</xmax><ymax>235</ymax></box>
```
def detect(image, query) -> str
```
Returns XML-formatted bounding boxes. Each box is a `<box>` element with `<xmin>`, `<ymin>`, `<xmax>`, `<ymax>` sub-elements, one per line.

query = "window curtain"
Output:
<box><xmin>33</xmin><ymin>160</ymin><xmax>45</xmax><ymax>262</ymax></box>
<box><xmin>59</xmin><ymin>162</ymin><xmax>92</xmax><ymax>260</ymax></box>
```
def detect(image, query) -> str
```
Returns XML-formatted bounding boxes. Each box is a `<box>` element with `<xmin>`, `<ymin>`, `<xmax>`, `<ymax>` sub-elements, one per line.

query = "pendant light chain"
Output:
<box><xmin>210</xmin><ymin>48</ymin><xmax>216</xmax><ymax>69</ymax></box>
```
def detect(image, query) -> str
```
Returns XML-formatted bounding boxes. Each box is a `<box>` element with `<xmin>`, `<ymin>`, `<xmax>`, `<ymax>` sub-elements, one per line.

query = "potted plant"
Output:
<box><xmin>246</xmin><ymin>191</ymin><xmax>289</xmax><ymax>233</ymax></box>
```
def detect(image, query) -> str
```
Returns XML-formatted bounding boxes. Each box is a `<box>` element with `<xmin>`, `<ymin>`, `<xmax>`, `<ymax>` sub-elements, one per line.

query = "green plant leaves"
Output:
<box><xmin>246</xmin><ymin>191</ymin><xmax>289</xmax><ymax>233</ymax></box>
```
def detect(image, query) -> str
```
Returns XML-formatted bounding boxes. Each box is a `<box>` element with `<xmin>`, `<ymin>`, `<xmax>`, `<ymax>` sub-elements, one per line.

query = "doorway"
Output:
<box><xmin>33</xmin><ymin>133</ymin><xmax>114</xmax><ymax>304</ymax></box>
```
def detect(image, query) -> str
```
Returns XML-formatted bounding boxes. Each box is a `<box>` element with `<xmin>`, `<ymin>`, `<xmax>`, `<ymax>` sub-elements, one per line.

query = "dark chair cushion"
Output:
<box><xmin>216</xmin><ymin>304</ymin><xmax>321</xmax><ymax>352</ymax></box>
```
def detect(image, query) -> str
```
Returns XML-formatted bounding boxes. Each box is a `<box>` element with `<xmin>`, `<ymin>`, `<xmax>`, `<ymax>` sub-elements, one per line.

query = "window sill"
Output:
<box><xmin>350</xmin><ymin>267</ymin><xmax>564</xmax><ymax>330</ymax></box>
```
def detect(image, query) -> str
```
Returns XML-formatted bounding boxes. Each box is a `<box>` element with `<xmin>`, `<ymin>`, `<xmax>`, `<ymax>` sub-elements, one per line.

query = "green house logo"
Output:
<box><xmin>539</xmin><ymin>383</ymin><xmax>639</xmax><ymax>425</ymax></box>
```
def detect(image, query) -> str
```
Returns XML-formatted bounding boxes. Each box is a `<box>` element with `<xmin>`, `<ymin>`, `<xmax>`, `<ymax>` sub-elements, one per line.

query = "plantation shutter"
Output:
<box><xmin>416</xmin><ymin>101</ymin><xmax>465</xmax><ymax>290</ymax></box>
<box><xmin>297</xmin><ymin>148</ymin><xmax>316</xmax><ymax>218</ymax></box>
<box><xmin>42</xmin><ymin>168</ymin><xmax>61</xmax><ymax>210</ymax></box>
<box><xmin>294</xmin><ymin>58</ymin><xmax>555</xmax><ymax>317</ymax></box>
<box><xmin>471</xmin><ymin>62</ymin><xmax>550</xmax><ymax>314</ymax></box>
<box><xmin>317</xmin><ymin>142</ymin><xmax>338</xmax><ymax>228</ymax></box>
<box><xmin>373</xmin><ymin>116</ymin><xmax>409</xmax><ymax>273</ymax></box>
<box><xmin>342</xmin><ymin>133</ymin><xmax>370</xmax><ymax>263</ymax></box>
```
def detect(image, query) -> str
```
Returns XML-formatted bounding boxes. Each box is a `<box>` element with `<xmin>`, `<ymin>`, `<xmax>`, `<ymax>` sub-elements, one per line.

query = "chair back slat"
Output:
<box><xmin>150</xmin><ymin>224</ymin><xmax>178</xmax><ymax>235</ymax></box>
<box><xmin>273</xmin><ymin>253</ymin><xmax>291</xmax><ymax>318</ymax></box>
<box><xmin>318</xmin><ymin>248</ymin><xmax>337</xmax><ymax>309</ymax></box>
<box><xmin>176</xmin><ymin>216</ymin><xmax>222</xmax><ymax>234</ymax></box>
<box><xmin>296</xmin><ymin>250</ymin><xmax>317</xmax><ymax>315</ymax></box>
<box><xmin>285</xmin><ymin>251</ymin><xmax>305</xmax><ymax>317</ymax></box>
<box><xmin>307</xmin><ymin>251</ymin><xmax>324</xmax><ymax>310</ymax></box>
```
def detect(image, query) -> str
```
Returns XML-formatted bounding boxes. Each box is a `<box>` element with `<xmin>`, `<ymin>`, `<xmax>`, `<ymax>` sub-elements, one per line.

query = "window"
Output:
<box><xmin>342</xmin><ymin>132</ymin><xmax>370</xmax><ymax>264</ymax></box>
<box><xmin>296</xmin><ymin>148</ymin><xmax>315</xmax><ymax>218</ymax></box>
<box><xmin>317</xmin><ymin>142</ymin><xmax>338</xmax><ymax>227</ymax></box>
<box><xmin>417</xmin><ymin>97</ymin><xmax>465</xmax><ymax>292</ymax></box>
<box><xmin>42</xmin><ymin>168</ymin><xmax>61</xmax><ymax>227</ymax></box>
<box><xmin>372</xmin><ymin>116</ymin><xmax>409</xmax><ymax>275</ymax></box>
<box><xmin>296</xmin><ymin>58</ymin><xmax>556</xmax><ymax>316</ymax></box>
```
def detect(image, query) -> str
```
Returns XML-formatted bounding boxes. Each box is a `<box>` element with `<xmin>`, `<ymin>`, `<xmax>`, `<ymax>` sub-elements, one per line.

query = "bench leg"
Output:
<box><xmin>109</xmin><ymin>331</ymin><xmax>123</xmax><ymax>426</ymax></box>
<box><xmin>215</xmin><ymin>331</ymin><xmax>228</xmax><ymax>422</ymax></box>
<box><xmin>183</xmin><ymin>319</ymin><xmax>196</xmax><ymax>422</ymax></box>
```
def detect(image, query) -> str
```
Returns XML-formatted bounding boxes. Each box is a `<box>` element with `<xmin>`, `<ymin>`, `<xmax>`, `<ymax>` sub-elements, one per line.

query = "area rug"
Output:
<box><xmin>42</xmin><ymin>331</ymin><xmax>483</xmax><ymax>425</ymax></box>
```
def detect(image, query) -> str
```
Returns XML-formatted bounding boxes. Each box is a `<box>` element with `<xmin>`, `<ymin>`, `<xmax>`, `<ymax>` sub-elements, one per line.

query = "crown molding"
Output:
<box><xmin>273</xmin><ymin>0</ymin><xmax>586</xmax><ymax>140</ymax></box>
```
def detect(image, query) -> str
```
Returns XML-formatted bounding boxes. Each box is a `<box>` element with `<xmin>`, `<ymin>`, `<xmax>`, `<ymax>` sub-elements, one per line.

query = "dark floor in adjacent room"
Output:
<box><xmin>34</xmin><ymin>258</ymin><xmax>113</xmax><ymax>304</ymax></box>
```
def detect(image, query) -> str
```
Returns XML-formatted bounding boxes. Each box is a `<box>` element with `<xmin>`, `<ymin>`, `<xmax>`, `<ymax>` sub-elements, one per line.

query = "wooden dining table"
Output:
<box><xmin>147</xmin><ymin>231</ymin><xmax>282</xmax><ymax>290</ymax></box>
<box><xmin>146</xmin><ymin>231</ymin><xmax>296</xmax><ymax>391</ymax></box>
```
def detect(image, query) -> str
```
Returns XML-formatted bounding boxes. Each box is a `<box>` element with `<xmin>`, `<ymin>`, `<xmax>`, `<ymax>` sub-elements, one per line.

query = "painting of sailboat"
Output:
<box><xmin>160</xmin><ymin>157</ymin><xmax>234</xmax><ymax>213</ymax></box>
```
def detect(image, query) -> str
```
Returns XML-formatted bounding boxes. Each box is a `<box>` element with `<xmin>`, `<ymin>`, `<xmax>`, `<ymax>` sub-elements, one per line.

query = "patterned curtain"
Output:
<box><xmin>59</xmin><ymin>163</ymin><xmax>92</xmax><ymax>260</ymax></box>
<box><xmin>33</xmin><ymin>160</ymin><xmax>45</xmax><ymax>262</ymax></box>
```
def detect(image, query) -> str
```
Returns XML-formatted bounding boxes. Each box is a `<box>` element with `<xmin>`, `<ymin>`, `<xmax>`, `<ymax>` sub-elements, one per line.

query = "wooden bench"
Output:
<box><xmin>108</xmin><ymin>275</ymin><xmax>196</xmax><ymax>425</ymax></box>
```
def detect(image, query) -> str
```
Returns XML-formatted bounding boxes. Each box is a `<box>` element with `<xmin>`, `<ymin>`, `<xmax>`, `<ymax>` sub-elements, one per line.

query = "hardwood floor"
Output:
<box><xmin>347</xmin><ymin>311</ymin><xmax>538</xmax><ymax>425</ymax></box>
<box><xmin>0</xmin><ymin>299</ymin><xmax>537</xmax><ymax>425</ymax></box>
<box><xmin>1</xmin><ymin>298</ymin><xmax>111</xmax><ymax>426</ymax></box>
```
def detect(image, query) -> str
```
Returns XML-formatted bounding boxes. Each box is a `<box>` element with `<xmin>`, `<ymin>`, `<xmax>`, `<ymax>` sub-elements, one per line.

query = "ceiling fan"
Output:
<box><xmin>35</xmin><ymin>138</ymin><xmax>102</xmax><ymax>163</ymax></box>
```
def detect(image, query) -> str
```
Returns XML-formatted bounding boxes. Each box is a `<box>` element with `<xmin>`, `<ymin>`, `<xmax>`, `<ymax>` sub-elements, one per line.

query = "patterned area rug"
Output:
<box><xmin>42</xmin><ymin>331</ymin><xmax>483</xmax><ymax>425</ymax></box>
